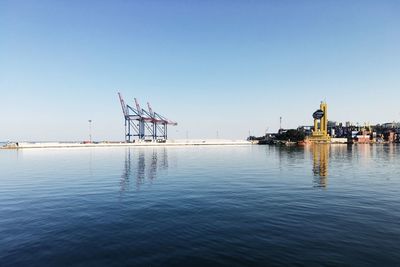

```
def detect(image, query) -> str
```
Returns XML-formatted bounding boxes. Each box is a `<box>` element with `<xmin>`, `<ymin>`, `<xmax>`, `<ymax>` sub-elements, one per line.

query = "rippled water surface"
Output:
<box><xmin>1</xmin><ymin>145</ymin><xmax>399</xmax><ymax>266</ymax></box>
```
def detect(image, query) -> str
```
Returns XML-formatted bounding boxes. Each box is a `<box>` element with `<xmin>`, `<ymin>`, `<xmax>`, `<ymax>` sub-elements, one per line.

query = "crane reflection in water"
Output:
<box><xmin>311</xmin><ymin>144</ymin><xmax>329</xmax><ymax>188</ymax></box>
<box><xmin>120</xmin><ymin>148</ymin><xmax>169</xmax><ymax>191</ymax></box>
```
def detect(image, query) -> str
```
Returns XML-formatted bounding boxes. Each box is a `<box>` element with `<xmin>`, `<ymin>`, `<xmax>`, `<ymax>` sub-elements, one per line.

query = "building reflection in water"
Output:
<box><xmin>120</xmin><ymin>148</ymin><xmax>168</xmax><ymax>191</ymax></box>
<box><xmin>311</xmin><ymin>144</ymin><xmax>329</xmax><ymax>188</ymax></box>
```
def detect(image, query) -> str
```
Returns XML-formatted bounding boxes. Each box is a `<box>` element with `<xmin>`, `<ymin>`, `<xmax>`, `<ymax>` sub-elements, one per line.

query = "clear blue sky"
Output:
<box><xmin>1</xmin><ymin>0</ymin><xmax>399</xmax><ymax>141</ymax></box>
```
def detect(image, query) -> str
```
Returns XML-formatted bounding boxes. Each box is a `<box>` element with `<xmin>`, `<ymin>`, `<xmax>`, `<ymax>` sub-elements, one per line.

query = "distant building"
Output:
<box><xmin>356</xmin><ymin>134</ymin><xmax>371</xmax><ymax>143</ymax></box>
<box><xmin>396</xmin><ymin>129</ymin><xmax>400</xmax><ymax>143</ymax></box>
<box><xmin>384</xmin><ymin>131</ymin><xmax>397</xmax><ymax>143</ymax></box>
<box><xmin>381</xmin><ymin>122</ymin><xmax>400</xmax><ymax>129</ymax></box>
<box><xmin>328</xmin><ymin>121</ymin><xmax>338</xmax><ymax>127</ymax></box>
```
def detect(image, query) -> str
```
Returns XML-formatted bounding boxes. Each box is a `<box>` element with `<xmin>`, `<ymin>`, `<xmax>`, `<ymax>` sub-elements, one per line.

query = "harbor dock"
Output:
<box><xmin>1</xmin><ymin>140</ymin><xmax>252</xmax><ymax>149</ymax></box>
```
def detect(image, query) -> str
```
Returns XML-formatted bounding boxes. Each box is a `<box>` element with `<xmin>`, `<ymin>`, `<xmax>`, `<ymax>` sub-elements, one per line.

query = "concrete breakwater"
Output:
<box><xmin>1</xmin><ymin>140</ymin><xmax>252</xmax><ymax>149</ymax></box>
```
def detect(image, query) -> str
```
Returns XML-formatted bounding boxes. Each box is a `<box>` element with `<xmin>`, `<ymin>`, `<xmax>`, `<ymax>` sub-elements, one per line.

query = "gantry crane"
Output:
<box><xmin>118</xmin><ymin>92</ymin><xmax>177</xmax><ymax>142</ymax></box>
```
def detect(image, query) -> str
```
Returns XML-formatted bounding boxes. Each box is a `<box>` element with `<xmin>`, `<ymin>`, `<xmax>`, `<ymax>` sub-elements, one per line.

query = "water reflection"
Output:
<box><xmin>275</xmin><ymin>146</ymin><xmax>305</xmax><ymax>171</ymax></box>
<box><xmin>311</xmin><ymin>144</ymin><xmax>329</xmax><ymax>188</ymax></box>
<box><xmin>120</xmin><ymin>148</ymin><xmax>168</xmax><ymax>191</ymax></box>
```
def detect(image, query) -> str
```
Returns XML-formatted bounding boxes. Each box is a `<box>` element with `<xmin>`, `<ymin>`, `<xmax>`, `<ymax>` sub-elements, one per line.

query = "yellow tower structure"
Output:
<box><xmin>308</xmin><ymin>101</ymin><xmax>331</xmax><ymax>143</ymax></box>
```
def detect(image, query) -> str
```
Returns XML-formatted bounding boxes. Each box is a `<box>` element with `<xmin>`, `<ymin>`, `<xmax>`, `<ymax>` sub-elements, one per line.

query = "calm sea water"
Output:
<box><xmin>0</xmin><ymin>145</ymin><xmax>399</xmax><ymax>266</ymax></box>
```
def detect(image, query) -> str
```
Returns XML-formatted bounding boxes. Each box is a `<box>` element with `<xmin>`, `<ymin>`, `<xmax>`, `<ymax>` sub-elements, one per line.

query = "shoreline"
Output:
<box><xmin>1</xmin><ymin>140</ymin><xmax>253</xmax><ymax>149</ymax></box>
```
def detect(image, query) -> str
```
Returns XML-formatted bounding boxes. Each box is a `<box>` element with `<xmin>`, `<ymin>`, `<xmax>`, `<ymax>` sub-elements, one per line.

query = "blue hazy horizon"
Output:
<box><xmin>1</xmin><ymin>0</ymin><xmax>399</xmax><ymax>141</ymax></box>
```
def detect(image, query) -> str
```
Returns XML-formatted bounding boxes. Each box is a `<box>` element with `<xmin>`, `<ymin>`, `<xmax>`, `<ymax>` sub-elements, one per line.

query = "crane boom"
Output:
<box><xmin>118</xmin><ymin>92</ymin><xmax>128</xmax><ymax>117</ymax></box>
<box><xmin>134</xmin><ymin>98</ymin><xmax>142</xmax><ymax>116</ymax></box>
<box><xmin>147</xmin><ymin>102</ymin><xmax>155</xmax><ymax>118</ymax></box>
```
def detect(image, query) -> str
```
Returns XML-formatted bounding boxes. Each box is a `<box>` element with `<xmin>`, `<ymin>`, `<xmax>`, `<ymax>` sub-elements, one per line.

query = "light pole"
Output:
<box><xmin>88</xmin><ymin>120</ymin><xmax>92</xmax><ymax>143</ymax></box>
